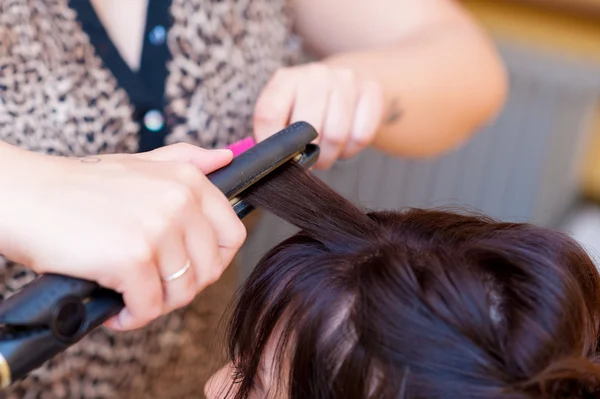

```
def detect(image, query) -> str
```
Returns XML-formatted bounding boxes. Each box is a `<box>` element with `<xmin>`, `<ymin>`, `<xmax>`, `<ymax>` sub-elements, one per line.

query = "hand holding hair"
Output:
<box><xmin>253</xmin><ymin>63</ymin><xmax>384</xmax><ymax>170</ymax></box>
<box><xmin>0</xmin><ymin>142</ymin><xmax>246</xmax><ymax>331</ymax></box>
<box><xmin>253</xmin><ymin>0</ymin><xmax>508</xmax><ymax>165</ymax></box>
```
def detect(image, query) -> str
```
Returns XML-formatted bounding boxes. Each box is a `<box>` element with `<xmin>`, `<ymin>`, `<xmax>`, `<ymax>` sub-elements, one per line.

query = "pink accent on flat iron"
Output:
<box><xmin>226</xmin><ymin>137</ymin><xmax>255</xmax><ymax>157</ymax></box>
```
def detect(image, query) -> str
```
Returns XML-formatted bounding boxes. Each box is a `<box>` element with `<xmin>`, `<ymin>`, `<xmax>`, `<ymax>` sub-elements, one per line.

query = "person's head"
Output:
<box><xmin>205</xmin><ymin>163</ymin><xmax>600</xmax><ymax>399</ymax></box>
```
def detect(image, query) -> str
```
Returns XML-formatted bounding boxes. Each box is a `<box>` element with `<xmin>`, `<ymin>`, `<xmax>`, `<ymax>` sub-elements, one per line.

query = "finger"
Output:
<box><xmin>253</xmin><ymin>68</ymin><xmax>297</xmax><ymax>142</ymax></box>
<box><xmin>167</xmin><ymin>164</ymin><xmax>245</xmax><ymax>276</ymax></box>
<box><xmin>342</xmin><ymin>80</ymin><xmax>384</xmax><ymax>159</ymax></box>
<box><xmin>289</xmin><ymin>64</ymin><xmax>331</xmax><ymax>143</ymax></box>
<box><xmin>191</xmin><ymin>149</ymin><xmax>233</xmax><ymax>174</ymax></box>
<box><xmin>183</xmin><ymin>202</ymin><xmax>224</xmax><ymax>291</ymax></box>
<box><xmin>105</xmin><ymin>254</ymin><xmax>164</xmax><ymax>331</ymax></box>
<box><xmin>156</xmin><ymin>227</ymin><xmax>197</xmax><ymax>312</ymax></box>
<box><xmin>316</xmin><ymin>70</ymin><xmax>359</xmax><ymax>169</ymax></box>
<box><xmin>138</xmin><ymin>143</ymin><xmax>234</xmax><ymax>174</ymax></box>
<box><xmin>195</xmin><ymin>178</ymin><xmax>246</xmax><ymax>272</ymax></box>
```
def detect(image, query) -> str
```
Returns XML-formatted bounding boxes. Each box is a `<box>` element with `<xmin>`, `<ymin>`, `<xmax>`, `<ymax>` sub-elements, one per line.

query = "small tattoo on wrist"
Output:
<box><xmin>385</xmin><ymin>99</ymin><xmax>404</xmax><ymax>125</ymax></box>
<box><xmin>80</xmin><ymin>156</ymin><xmax>101</xmax><ymax>163</ymax></box>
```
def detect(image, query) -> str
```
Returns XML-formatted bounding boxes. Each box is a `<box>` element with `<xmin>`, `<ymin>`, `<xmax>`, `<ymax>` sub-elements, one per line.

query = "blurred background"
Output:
<box><xmin>240</xmin><ymin>0</ymin><xmax>600</xmax><ymax>273</ymax></box>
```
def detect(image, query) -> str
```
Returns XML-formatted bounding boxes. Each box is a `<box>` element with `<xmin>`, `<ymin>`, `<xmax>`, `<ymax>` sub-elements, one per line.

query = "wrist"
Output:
<box><xmin>0</xmin><ymin>143</ymin><xmax>56</xmax><ymax>265</ymax></box>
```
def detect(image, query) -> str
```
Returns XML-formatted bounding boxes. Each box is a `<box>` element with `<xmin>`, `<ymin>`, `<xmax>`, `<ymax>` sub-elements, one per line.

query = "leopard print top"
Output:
<box><xmin>0</xmin><ymin>0</ymin><xmax>301</xmax><ymax>397</ymax></box>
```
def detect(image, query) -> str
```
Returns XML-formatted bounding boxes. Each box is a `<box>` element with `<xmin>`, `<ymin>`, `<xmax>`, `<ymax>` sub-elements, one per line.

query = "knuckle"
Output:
<box><xmin>336</xmin><ymin>68</ymin><xmax>355</xmax><ymax>83</ymax></box>
<box><xmin>163</xmin><ymin>183</ymin><xmax>195</xmax><ymax>213</ymax></box>
<box><xmin>142</xmin><ymin>214</ymin><xmax>170</xmax><ymax>239</ymax></box>
<box><xmin>352</xmin><ymin>130</ymin><xmax>375</xmax><ymax>148</ymax></box>
<box><xmin>174</xmin><ymin>162</ymin><xmax>201</xmax><ymax>183</ymax></box>
<box><xmin>231</xmin><ymin>222</ymin><xmax>247</xmax><ymax>248</ymax></box>
<box><xmin>254</xmin><ymin>102</ymin><xmax>287</xmax><ymax>124</ymax></box>
<box><xmin>171</xmin><ymin>142</ymin><xmax>194</xmax><ymax>151</ymax></box>
<box><xmin>129</xmin><ymin>242</ymin><xmax>154</xmax><ymax>268</ymax></box>
<box><xmin>307</xmin><ymin>62</ymin><xmax>328</xmax><ymax>77</ymax></box>
<box><xmin>198</xmin><ymin>268</ymin><xmax>222</xmax><ymax>290</ymax></box>
<box><xmin>324</xmin><ymin>132</ymin><xmax>348</xmax><ymax>147</ymax></box>
<box><xmin>207</xmin><ymin>269</ymin><xmax>223</xmax><ymax>286</ymax></box>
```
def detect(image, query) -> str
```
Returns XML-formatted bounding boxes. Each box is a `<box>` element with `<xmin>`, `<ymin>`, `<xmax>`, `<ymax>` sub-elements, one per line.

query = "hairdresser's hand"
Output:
<box><xmin>0</xmin><ymin>143</ymin><xmax>246</xmax><ymax>331</ymax></box>
<box><xmin>253</xmin><ymin>62</ymin><xmax>384</xmax><ymax>169</ymax></box>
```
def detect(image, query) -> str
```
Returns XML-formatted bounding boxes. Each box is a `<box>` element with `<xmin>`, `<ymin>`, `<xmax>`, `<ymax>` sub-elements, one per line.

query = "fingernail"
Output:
<box><xmin>103</xmin><ymin>319</ymin><xmax>119</xmax><ymax>331</ymax></box>
<box><xmin>103</xmin><ymin>316</ymin><xmax>119</xmax><ymax>329</ymax></box>
<box><xmin>214</xmin><ymin>148</ymin><xmax>234</xmax><ymax>156</ymax></box>
<box><xmin>110</xmin><ymin>309</ymin><xmax>132</xmax><ymax>331</ymax></box>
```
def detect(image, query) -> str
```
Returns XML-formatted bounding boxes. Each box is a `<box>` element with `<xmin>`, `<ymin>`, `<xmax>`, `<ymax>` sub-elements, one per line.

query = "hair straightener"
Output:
<box><xmin>0</xmin><ymin>122</ymin><xmax>319</xmax><ymax>389</ymax></box>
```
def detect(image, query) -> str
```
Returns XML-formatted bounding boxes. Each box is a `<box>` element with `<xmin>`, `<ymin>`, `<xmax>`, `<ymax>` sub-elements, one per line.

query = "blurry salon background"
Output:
<box><xmin>240</xmin><ymin>0</ymin><xmax>600</xmax><ymax>273</ymax></box>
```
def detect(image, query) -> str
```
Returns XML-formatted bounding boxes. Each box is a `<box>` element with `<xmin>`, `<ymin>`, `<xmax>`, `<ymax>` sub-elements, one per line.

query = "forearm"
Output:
<box><xmin>322</xmin><ymin>21</ymin><xmax>507</xmax><ymax>157</ymax></box>
<box><xmin>0</xmin><ymin>140</ymin><xmax>99</xmax><ymax>270</ymax></box>
<box><xmin>0</xmin><ymin>142</ymin><xmax>55</xmax><ymax>265</ymax></box>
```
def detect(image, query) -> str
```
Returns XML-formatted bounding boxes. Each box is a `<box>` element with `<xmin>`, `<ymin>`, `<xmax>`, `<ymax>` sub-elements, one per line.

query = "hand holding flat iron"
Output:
<box><xmin>0</xmin><ymin>143</ymin><xmax>246</xmax><ymax>332</ymax></box>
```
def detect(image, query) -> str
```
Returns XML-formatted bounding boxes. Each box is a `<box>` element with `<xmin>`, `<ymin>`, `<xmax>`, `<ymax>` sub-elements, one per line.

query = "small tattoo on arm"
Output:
<box><xmin>385</xmin><ymin>99</ymin><xmax>404</xmax><ymax>125</ymax></box>
<box><xmin>80</xmin><ymin>156</ymin><xmax>101</xmax><ymax>163</ymax></box>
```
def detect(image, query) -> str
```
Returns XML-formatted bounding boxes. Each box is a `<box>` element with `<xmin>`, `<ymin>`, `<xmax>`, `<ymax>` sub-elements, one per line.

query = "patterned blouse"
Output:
<box><xmin>0</xmin><ymin>0</ymin><xmax>300</xmax><ymax>397</ymax></box>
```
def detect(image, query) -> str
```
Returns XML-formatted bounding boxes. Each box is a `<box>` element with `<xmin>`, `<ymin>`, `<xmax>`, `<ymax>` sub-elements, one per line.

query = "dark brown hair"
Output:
<box><xmin>223</xmin><ymin>163</ymin><xmax>600</xmax><ymax>398</ymax></box>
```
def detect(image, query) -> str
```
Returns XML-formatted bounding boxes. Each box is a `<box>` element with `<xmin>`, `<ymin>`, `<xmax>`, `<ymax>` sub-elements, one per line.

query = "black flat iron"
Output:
<box><xmin>0</xmin><ymin>122</ymin><xmax>319</xmax><ymax>389</ymax></box>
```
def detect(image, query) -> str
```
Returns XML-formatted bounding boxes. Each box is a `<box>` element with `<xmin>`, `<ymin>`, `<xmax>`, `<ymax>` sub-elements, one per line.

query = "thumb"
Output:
<box><xmin>253</xmin><ymin>68</ymin><xmax>296</xmax><ymax>143</ymax></box>
<box><xmin>137</xmin><ymin>143</ymin><xmax>234</xmax><ymax>174</ymax></box>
